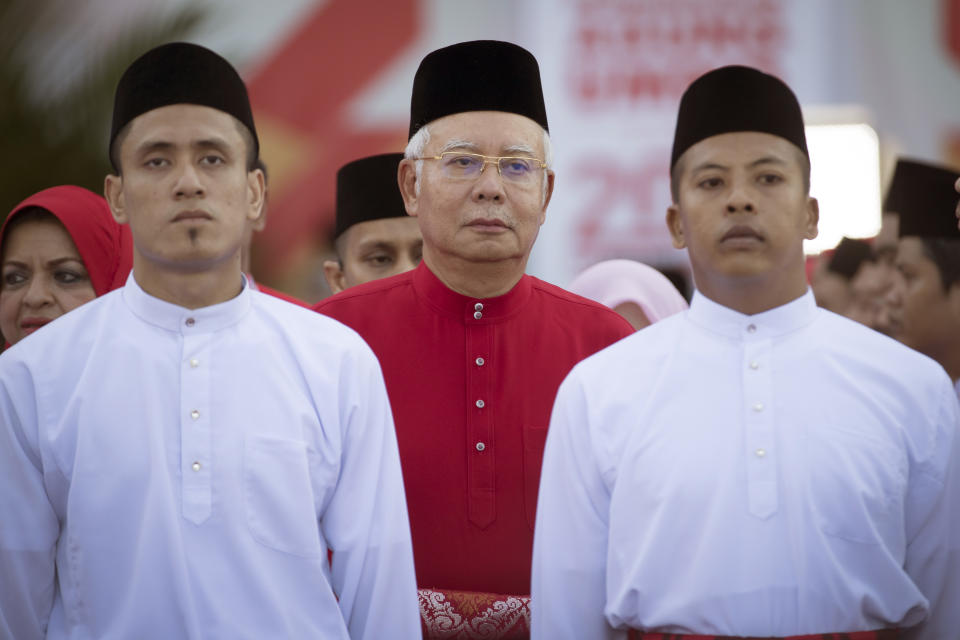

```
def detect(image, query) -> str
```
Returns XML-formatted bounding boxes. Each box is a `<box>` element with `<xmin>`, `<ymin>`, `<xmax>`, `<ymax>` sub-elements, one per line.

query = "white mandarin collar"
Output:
<box><xmin>121</xmin><ymin>272</ymin><xmax>252</xmax><ymax>334</ymax></box>
<box><xmin>687</xmin><ymin>289</ymin><xmax>818</xmax><ymax>340</ymax></box>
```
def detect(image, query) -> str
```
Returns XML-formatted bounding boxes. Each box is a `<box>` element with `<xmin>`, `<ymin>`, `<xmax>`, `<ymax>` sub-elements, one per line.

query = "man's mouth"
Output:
<box><xmin>721</xmin><ymin>225</ymin><xmax>764</xmax><ymax>244</ymax></box>
<box><xmin>172</xmin><ymin>210</ymin><xmax>213</xmax><ymax>223</ymax></box>
<box><xmin>467</xmin><ymin>218</ymin><xmax>509</xmax><ymax>231</ymax></box>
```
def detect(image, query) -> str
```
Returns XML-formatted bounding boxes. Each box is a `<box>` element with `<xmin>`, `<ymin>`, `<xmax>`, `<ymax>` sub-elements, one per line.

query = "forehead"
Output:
<box><xmin>3</xmin><ymin>217</ymin><xmax>78</xmax><ymax>257</ymax></box>
<box><xmin>120</xmin><ymin>103</ymin><xmax>245</xmax><ymax>151</ymax></box>
<box><xmin>345</xmin><ymin>216</ymin><xmax>421</xmax><ymax>247</ymax></box>
<box><xmin>680</xmin><ymin>131</ymin><xmax>803</xmax><ymax>170</ymax></box>
<box><xmin>426</xmin><ymin>111</ymin><xmax>544</xmax><ymax>152</ymax></box>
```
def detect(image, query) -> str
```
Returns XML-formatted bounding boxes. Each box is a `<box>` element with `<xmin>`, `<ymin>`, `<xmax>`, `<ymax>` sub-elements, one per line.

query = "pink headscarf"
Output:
<box><xmin>2</xmin><ymin>185</ymin><xmax>134</xmax><ymax>296</ymax></box>
<box><xmin>568</xmin><ymin>259</ymin><xmax>688</xmax><ymax>324</ymax></box>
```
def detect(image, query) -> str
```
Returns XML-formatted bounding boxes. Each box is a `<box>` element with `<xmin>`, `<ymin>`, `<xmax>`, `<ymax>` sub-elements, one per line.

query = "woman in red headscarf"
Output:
<box><xmin>1</xmin><ymin>185</ymin><xmax>133</xmax><ymax>346</ymax></box>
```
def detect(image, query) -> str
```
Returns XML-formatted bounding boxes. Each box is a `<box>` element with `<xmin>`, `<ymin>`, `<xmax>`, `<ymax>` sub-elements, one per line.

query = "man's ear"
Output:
<box><xmin>322</xmin><ymin>259</ymin><xmax>347</xmax><ymax>295</ymax></box>
<box><xmin>666</xmin><ymin>204</ymin><xmax>686</xmax><ymax>249</ymax></box>
<box><xmin>398</xmin><ymin>158</ymin><xmax>419</xmax><ymax>218</ymax></box>
<box><xmin>246</xmin><ymin>167</ymin><xmax>266</xmax><ymax>222</ymax></box>
<box><xmin>804</xmin><ymin>196</ymin><xmax>820</xmax><ymax>240</ymax></box>
<box><xmin>539</xmin><ymin>170</ymin><xmax>555</xmax><ymax>225</ymax></box>
<box><xmin>104</xmin><ymin>173</ymin><xmax>128</xmax><ymax>224</ymax></box>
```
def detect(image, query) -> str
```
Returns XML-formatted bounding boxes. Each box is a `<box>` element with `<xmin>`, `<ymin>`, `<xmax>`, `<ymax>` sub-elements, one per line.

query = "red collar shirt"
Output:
<box><xmin>315</xmin><ymin>262</ymin><xmax>633</xmax><ymax>595</ymax></box>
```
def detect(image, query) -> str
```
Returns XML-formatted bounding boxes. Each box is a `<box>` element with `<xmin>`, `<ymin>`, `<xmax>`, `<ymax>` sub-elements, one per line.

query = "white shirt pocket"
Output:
<box><xmin>244</xmin><ymin>434</ymin><xmax>322</xmax><ymax>557</ymax></box>
<box><xmin>805</xmin><ymin>424</ymin><xmax>906</xmax><ymax>547</ymax></box>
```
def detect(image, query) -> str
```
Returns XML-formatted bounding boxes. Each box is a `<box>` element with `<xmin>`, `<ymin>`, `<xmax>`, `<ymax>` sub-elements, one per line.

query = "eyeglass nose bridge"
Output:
<box><xmin>475</xmin><ymin>156</ymin><xmax>504</xmax><ymax>177</ymax></box>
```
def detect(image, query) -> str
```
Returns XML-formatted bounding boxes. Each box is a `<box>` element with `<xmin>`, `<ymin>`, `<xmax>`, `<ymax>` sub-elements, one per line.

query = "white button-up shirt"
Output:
<box><xmin>0</xmin><ymin>275</ymin><xmax>420</xmax><ymax>639</ymax></box>
<box><xmin>532</xmin><ymin>290</ymin><xmax>960</xmax><ymax>640</ymax></box>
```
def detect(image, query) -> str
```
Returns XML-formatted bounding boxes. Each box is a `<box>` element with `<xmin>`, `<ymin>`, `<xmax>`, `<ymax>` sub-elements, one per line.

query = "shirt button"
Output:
<box><xmin>191</xmin><ymin>461</ymin><xmax>202</xmax><ymax>472</ymax></box>
<box><xmin>475</xmin><ymin>357</ymin><xmax>485</xmax><ymax>366</ymax></box>
<box><xmin>474</xmin><ymin>302</ymin><xmax>484</xmax><ymax>311</ymax></box>
<box><xmin>476</xmin><ymin>442</ymin><xmax>486</xmax><ymax>452</ymax></box>
<box><xmin>752</xmin><ymin>402</ymin><xmax>764</xmax><ymax>412</ymax></box>
<box><xmin>190</xmin><ymin>358</ymin><xmax>199</xmax><ymax>368</ymax></box>
<box><xmin>476</xmin><ymin>399</ymin><xmax>485</xmax><ymax>409</ymax></box>
<box><xmin>749</xmin><ymin>361</ymin><xmax>759</xmax><ymax>370</ymax></box>
<box><xmin>755</xmin><ymin>448</ymin><xmax>767</xmax><ymax>458</ymax></box>
<box><xmin>474</xmin><ymin>311</ymin><xmax>483</xmax><ymax>320</ymax></box>
<box><xmin>185</xmin><ymin>317</ymin><xmax>196</xmax><ymax>327</ymax></box>
<box><xmin>190</xmin><ymin>409</ymin><xmax>200</xmax><ymax>420</ymax></box>
<box><xmin>746</xmin><ymin>324</ymin><xmax>757</xmax><ymax>333</ymax></box>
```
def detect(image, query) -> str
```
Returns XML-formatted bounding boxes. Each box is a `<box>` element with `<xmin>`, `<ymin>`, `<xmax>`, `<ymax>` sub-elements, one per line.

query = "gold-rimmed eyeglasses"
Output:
<box><xmin>415</xmin><ymin>152</ymin><xmax>548</xmax><ymax>184</ymax></box>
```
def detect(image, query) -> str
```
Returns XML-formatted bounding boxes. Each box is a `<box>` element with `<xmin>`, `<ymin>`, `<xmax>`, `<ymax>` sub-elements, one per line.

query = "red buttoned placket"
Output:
<box><xmin>466</xmin><ymin>300</ymin><xmax>495</xmax><ymax>528</ymax></box>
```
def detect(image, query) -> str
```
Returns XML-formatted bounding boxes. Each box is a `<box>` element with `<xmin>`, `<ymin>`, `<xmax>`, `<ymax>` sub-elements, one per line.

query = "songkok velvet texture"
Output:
<box><xmin>2</xmin><ymin>185</ymin><xmax>134</xmax><ymax>296</ymax></box>
<box><xmin>408</xmin><ymin>40</ymin><xmax>548</xmax><ymax>138</ymax></box>
<box><xmin>110</xmin><ymin>42</ymin><xmax>258</xmax><ymax>171</ymax></box>
<box><xmin>334</xmin><ymin>153</ymin><xmax>407</xmax><ymax>239</ymax></box>
<box><xmin>671</xmin><ymin>65</ymin><xmax>807</xmax><ymax>169</ymax></box>
<box><xmin>886</xmin><ymin>159</ymin><xmax>960</xmax><ymax>239</ymax></box>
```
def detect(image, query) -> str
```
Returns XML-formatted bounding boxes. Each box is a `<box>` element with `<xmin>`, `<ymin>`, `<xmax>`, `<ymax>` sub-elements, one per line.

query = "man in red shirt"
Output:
<box><xmin>315</xmin><ymin>40</ymin><xmax>632</xmax><ymax>637</ymax></box>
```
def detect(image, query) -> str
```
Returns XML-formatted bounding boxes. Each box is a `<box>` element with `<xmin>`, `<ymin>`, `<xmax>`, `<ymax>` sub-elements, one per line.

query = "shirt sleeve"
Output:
<box><xmin>0</xmin><ymin>359</ymin><xmax>58</xmax><ymax>640</ymax></box>
<box><xmin>902</xmin><ymin>380</ymin><xmax>960</xmax><ymax>640</ymax></box>
<box><xmin>531</xmin><ymin>369</ymin><xmax>624</xmax><ymax>640</ymax></box>
<box><xmin>321</xmin><ymin>344</ymin><xmax>421</xmax><ymax>640</ymax></box>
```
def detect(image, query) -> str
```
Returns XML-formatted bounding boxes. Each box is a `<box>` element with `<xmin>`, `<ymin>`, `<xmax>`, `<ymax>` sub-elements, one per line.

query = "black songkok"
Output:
<box><xmin>888</xmin><ymin>159</ymin><xmax>960</xmax><ymax>239</ymax></box>
<box><xmin>335</xmin><ymin>153</ymin><xmax>408</xmax><ymax>239</ymax></box>
<box><xmin>671</xmin><ymin>65</ymin><xmax>807</xmax><ymax>169</ymax></box>
<box><xmin>110</xmin><ymin>42</ymin><xmax>258</xmax><ymax>171</ymax></box>
<box><xmin>408</xmin><ymin>40</ymin><xmax>548</xmax><ymax>139</ymax></box>
<box><xmin>828</xmin><ymin>237</ymin><xmax>874</xmax><ymax>279</ymax></box>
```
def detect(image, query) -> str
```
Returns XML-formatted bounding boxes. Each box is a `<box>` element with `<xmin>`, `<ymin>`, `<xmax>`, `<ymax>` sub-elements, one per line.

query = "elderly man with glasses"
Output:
<box><xmin>315</xmin><ymin>40</ymin><xmax>633</xmax><ymax>638</ymax></box>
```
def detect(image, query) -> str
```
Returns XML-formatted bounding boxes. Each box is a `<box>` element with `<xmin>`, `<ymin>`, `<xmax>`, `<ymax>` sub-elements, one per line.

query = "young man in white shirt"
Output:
<box><xmin>0</xmin><ymin>42</ymin><xmax>420</xmax><ymax>640</ymax></box>
<box><xmin>532</xmin><ymin>65</ymin><xmax>960</xmax><ymax>640</ymax></box>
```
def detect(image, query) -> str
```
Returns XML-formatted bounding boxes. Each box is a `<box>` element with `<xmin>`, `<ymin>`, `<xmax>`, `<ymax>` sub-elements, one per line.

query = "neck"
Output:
<box><xmin>423</xmin><ymin>249</ymin><xmax>526</xmax><ymax>298</ymax></box>
<box><xmin>694</xmin><ymin>269</ymin><xmax>809</xmax><ymax>315</ymax></box>
<box><xmin>133</xmin><ymin>253</ymin><xmax>244</xmax><ymax>309</ymax></box>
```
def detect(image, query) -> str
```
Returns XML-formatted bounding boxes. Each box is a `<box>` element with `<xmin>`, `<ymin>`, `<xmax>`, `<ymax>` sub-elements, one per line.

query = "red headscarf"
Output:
<box><xmin>2</xmin><ymin>185</ymin><xmax>134</xmax><ymax>296</ymax></box>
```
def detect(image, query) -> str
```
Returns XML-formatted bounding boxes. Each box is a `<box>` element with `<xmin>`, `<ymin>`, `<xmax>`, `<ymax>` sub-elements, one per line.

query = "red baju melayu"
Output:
<box><xmin>314</xmin><ymin>261</ymin><xmax>632</xmax><ymax>596</ymax></box>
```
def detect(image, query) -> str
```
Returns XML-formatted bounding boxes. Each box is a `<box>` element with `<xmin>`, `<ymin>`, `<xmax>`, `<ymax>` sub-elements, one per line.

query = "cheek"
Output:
<box><xmin>0</xmin><ymin>290</ymin><xmax>21</xmax><ymax>335</ymax></box>
<box><xmin>54</xmin><ymin>285</ymin><xmax>97</xmax><ymax>315</ymax></box>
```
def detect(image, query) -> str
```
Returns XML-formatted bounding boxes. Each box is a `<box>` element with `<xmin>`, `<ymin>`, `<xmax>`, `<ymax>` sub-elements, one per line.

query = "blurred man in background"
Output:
<box><xmin>887</xmin><ymin>159</ymin><xmax>960</xmax><ymax>394</ymax></box>
<box><xmin>323</xmin><ymin>153</ymin><xmax>422</xmax><ymax>294</ymax></box>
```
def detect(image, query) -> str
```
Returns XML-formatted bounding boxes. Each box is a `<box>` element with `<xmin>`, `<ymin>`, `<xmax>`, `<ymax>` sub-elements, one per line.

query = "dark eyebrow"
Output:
<box><xmin>134</xmin><ymin>137</ymin><xmax>233</xmax><ymax>156</ymax></box>
<box><xmin>355</xmin><ymin>240</ymin><xmax>398</xmax><ymax>253</ymax></box>
<box><xmin>2</xmin><ymin>257</ymin><xmax>85</xmax><ymax>269</ymax></box>
<box><xmin>192</xmin><ymin>138</ymin><xmax>232</xmax><ymax>153</ymax></box>
<box><xmin>47</xmin><ymin>257</ymin><xmax>87</xmax><ymax>268</ymax></box>
<box><xmin>749</xmin><ymin>155</ymin><xmax>788</xmax><ymax>167</ymax></box>
<box><xmin>689</xmin><ymin>162</ymin><xmax>728</xmax><ymax>174</ymax></box>
<box><xmin>690</xmin><ymin>156</ymin><xmax>788</xmax><ymax>174</ymax></box>
<box><xmin>134</xmin><ymin>140</ymin><xmax>174</xmax><ymax>157</ymax></box>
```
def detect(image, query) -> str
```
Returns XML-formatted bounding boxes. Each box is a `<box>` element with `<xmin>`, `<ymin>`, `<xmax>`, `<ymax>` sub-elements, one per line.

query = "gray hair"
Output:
<box><xmin>404</xmin><ymin>123</ymin><xmax>553</xmax><ymax>205</ymax></box>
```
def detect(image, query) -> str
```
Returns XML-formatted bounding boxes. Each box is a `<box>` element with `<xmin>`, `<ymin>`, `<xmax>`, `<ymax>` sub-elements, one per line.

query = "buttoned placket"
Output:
<box><xmin>466</xmin><ymin>301</ymin><xmax>495</xmax><ymax>528</ymax></box>
<box><xmin>180</xmin><ymin>315</ymin><xmax>213</xmax><ymax>525</ymax></box>
<box><xmin>743</xmin><ymin>323</ymin><xmax>777</xmax><ymax>519</ymax></box>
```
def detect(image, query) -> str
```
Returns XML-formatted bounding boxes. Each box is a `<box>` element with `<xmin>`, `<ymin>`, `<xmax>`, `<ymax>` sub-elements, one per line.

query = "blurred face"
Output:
<box><xmin>105</xmin><ymin>104</ymin><xmax>263</xmax><ymax>282</ymax></box>
<box><xmin>1</xmin><ymin>217</ymin><xmax>96</xmax><ymax>344</ymax></box>
<box><xmin>844</xmin><ymin>260</ymin><xmax>894</xmax><ymax>331</ymax></box>
<box><xmin>667</xmin><ymin>132</ymin><xmax>818</xmax><ymax>307</ymax></box>
<box><xmin>399</xmin><ymin>111</ymin><xmax>554</xmax><ymax>268</ymax></box>
<box><xmin>886</xmin><ymin>236</ymin><xmax>960</xmax><ymax>358</ymax></box>
<box><xmin>323</xmin><ymin>216</ymin><xmax>423</xmax><ymax>293</ymax></box>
